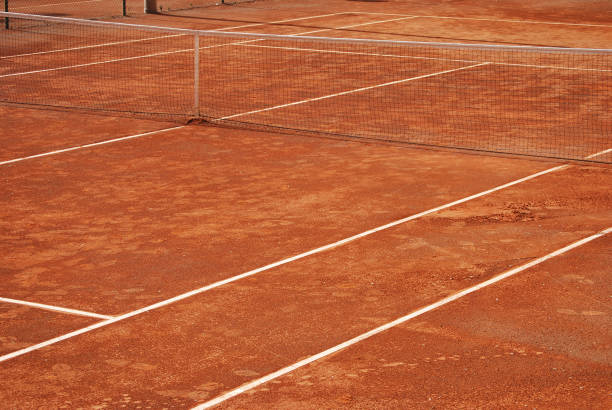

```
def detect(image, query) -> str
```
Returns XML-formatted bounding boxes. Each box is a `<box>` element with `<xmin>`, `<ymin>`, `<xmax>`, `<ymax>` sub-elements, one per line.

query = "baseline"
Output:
<box><xmin>355</xmin><ymin>12</ymin><xmax>612</xmax><ymax>28</ymax></box>
<box><xmin>289</xmin><ymin>16</ymin><xmax>417</xmax><ymax>36</ymax></box>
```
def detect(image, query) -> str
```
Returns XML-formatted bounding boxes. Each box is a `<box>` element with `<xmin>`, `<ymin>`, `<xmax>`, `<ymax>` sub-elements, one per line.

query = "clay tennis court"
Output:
<box><xmin>1</xmin><ymin>0</ymin><xmax>611</xmax><ymax>408</ymax></box>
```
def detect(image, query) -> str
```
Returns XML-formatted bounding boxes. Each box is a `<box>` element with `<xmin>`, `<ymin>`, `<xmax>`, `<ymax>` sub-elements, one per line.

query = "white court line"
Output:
<box><xmin>10</xmin><ymin>0</ymin><xmax>101</xmax><ymax>9</ymax></box>
<box><xmin>238</xmin><ymin>43</ymin><xmax>612</xmax><ymax>72</ymax></box>
<box><xmin>0</xmin><ymin>46</ymin><xmax>197</xmax><ymax>78</ymax></box>
<box><xmin>3</xmin><ymin>63</ymin><xmax>608</xmax><ymax>165</ymax></box>
<box><xmin>1</xmin><ymin>13</ymin><xmax>383</xmax><ymax>78</ymax></box>
<box><xmin>5</xmin><ymin>10</ymin><xmax>609</xmax><ymax>78</ymax></box>
<box><xmin>215</xmin><ymin>12</ymin><xmax>348</xmax><ymax>31</ymax></box>
<box><xmin>355</xmin><ymin>12</ymin><xmax>612</xmax><ymax>28</ymax></box>
<box><xmin>218</xmin><ymin>62</ymin><xmax>490</xmax><ymax>120</ymax></box>
<box><xmin>4</xmin><ymin>36</ymin><xmax>608</xmax><ymax>79</ymax></box>
<box><xmin>0</xmin><ymin>126</ymin><xmax>184</xmax><ymax>166</ymax></box>
<box><xmin>0</xmin><ymin>12</ymin><xmax>348</xmax><ymax>60</ymax></box>
<box><xmin>504</xmin><ymin>62</ymin><xmax>612</xmax><ymax>72</ymax></box>
<box><xmin>238</xmin><ymin>43</ymin><xmax>477</xmax><ymax>62</ymax></box>
<box><xmin>0</xmin><ymin>161</ymin><xmax>582</xmax><ymax>364</ymax></box>
<box><xmin>293</xmin><ymin>16</ymin><xmax>417</xmax><ymax>36</ymax></box>
<box><xmin>0</xmin><ymin>11</ymin><xmax>608</xmax><ymax>366</ymax></box>
<box><xmin>0</xmin><ymin>15</ymin><xmax>436</xmax><ymax>164</ymax></box>
<box><xmin>0</xmin><ymin>34</ymin><xmax>188</xmax><ymax>60</ymax></box>
<box><xmin>0</xmin><ymin>146</ymin><xmax>608</xmax><ymax>362</ymax></box>
<box><xmin>0</xmin><ymin>31</ymin><xmax>275</xmax><ymax>79</ymax></box>
<box><xmin>4</xmin><ymin>16</ymin><xmax>608</xmax><ymax>78</ymax></box>
<box><xmin>585</xmin><ymin>147</ymin><xmax>612</xmax><ymax>159</ymax></box>
<box><xmin>0</xmin><ymin>297</ymin><xmax>113</xmax><ymax>320</ymax></box>
<box><xmin>0</xmin><ymin>14</ymin><xmax>417</xmax><ymax>77</ymax></box>
<box><xmin>193</xmin><ymin>226</ymin><xmax>612</xmax><ymax>409</ymax></box>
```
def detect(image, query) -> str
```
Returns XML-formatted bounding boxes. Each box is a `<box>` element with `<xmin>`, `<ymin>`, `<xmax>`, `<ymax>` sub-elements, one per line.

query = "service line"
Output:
<box><xmin>194</xmin><ymin>226</ymin><xmax>612</xmax><ymax>409</ymax></box>
<box><xmin>215</xmin><ymin>11</ymin><xmax>349</xmax><ymax>31</ymax></box>
<box><xmin>355</xmin><ymin>12</ymin><xmax>612</xmax><ymax>28</ymax></box>
<box><xmin>292</xmin><ymin>16</ymin><xmax>417</xmax><ymax>36</ymax></box>
<box><xmin>0</xmin><ymin>297</ymin><xmax>113</xmax><ymax>320</ymax></box>
<box><xmin>218</xmin><ymin>62</ymin><xmax>490</xmax><ymax>120</ymax></box>
<box><xmin>0</xmin><ymin>160</ymin><xmax>580</xmax><ymax>364</ymax></box>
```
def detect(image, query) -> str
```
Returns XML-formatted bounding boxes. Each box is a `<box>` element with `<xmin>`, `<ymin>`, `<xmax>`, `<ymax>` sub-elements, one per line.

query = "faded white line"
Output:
<box><xmin>0</xmin><ymin>35</ymin><xmax>264</xmax><ymax>78</ymax></box>
<box><xmin>0</xmin><ymin>47</ymin><xmax>194</xmax><ymax>78</ymax></box>
<box><xmin>0</xmin><ymin>161</ymin><xmax>578</xmax><ymax>364</ymax></box>
<box><xmin>216</xmin><ymin>12</ymin><xmax>349</xmax><ymax>31</ymax></box>
<box><xmin>1</xmin><ymin>14</ymin><xmax>387</xmax><ymax>77</ymax></box>
<box><xmin>0</xmin><ymin>16</ymin><xmax>438</xmax><ymax>164</ymax></box>
<box><xmin>0</xmin><ymin>12</ymin><xmax>347</xmax><ymax>60</ymax></box>
<box><xmin>238</xmin><ymin>43</ymin><xmax>476</xmax><ymax>62</ymax></box>
<box><xmin>218</xmin><ymin>62</ymin><xmax>490</xmax><ymax>120</ymax></box>
<box><xmin>355</xmin><ymin>12</ymin><xmax>612</xmax><ymax>28</ymax></box>
<box><xmin>237</xmin><ymin>43</ymin><xmax>612</xmax><ymax>72</ymax></box>
<box><xmin>0</xmin><ymin>126</ymin><xmax>184</xmax><ymax>166</ymax></box>
<box><xmin>585</xmin><ymin>147</ymin><xmax>612</xmax><ymax>159</ymax></box>
<box><xmin>10</xmin><ymin>0</ymin><xmax>101</xmax><ymax>9</ymax></box>
<box><xmin>0</xmin><ymin>34</ymin><xmax>189</xmax><ymax>60</ymax></box>
<box><xmin>0</xmin><ymin>297</ymin><xmax>113</xmax><ymax>320</ymax></box>
<box><xmin>293</xmin><ymin>16</ymin><xmax>417</xmax><ymax>36</ymax></box>
<box><xmin>194</xmin><ymin>226</ymin><xmax>612</xmax><ymax>409</ymax></box>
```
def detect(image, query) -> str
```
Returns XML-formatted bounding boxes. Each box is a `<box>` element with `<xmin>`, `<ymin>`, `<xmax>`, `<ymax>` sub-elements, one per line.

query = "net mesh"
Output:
<box><xmin>1</xmin><ymin>0</ymin><xmax>263</xmax><ymax>20</ymax></box>
<box><xmin>2</xmin><ymin>0</ymin><xmax>128</xmax><ymax>19</ymax></box>
<box><xmin>1</xmin><ymin>12</ymin><xmax>611</xmax><ymax>163</ymax></box>
<box><xmin>146</xmin><ymin>0</ymin><xmax>255</xmax><ymax>14</ymax></box>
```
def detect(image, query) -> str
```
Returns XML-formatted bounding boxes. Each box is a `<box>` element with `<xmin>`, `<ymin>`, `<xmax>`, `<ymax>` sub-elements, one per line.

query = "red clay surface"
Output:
<box><xmin>303</xmin><ymin>18</ymin><xmax>612</xmax><ymax>48</ymax></box>
<box><xmin>0</xmin><ymin>144</ymin><xmax>609</xmax><ymax>407</ymax></box>
<box><xmin>3</xmin><ymin>3</ymin><xmax>610</xmax><ymax>163</ymax></box>
<box><xmin>136</xmin><ymin>0</ymin><xmax>612</xmax><ymax>30</ymax></box>
<box><xmin>0</xmin><ymin>304</ymin><xmax>96</xmax><ymax>356</ymax></box>
<box><xmin>1</xmin><ymin>119</ymin><xmax>553</xmax><ymax>315</ymax></box>
<box><xmin>0</xmin><ymin>105</ymin><xmax>177</xmax><ymax>161</ymax></box>
<box><xmin>225</xmin><ymin>237</ymin><xmax>611</xmax><ymax>409</ymax></box>
<box><xmin>1</xmin><ymin>1</ymin><xmax>611</xmax><ymax>408</ymax></box>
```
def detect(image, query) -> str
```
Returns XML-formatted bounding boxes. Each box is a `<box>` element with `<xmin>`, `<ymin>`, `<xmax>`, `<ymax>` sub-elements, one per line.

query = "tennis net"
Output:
<box><xmin>2</xmin><ymin>0</ymin><xmax>129</xmax><ymax>20</ymax></box>
<box><xmin>145</xmin><ymin>0</ymin><xmax>255</xmax><ymax>14</ymax></box>
<box><xmin>1</xmin><ymin>0</ymin><xmax>259</xmax><ymax>21</ymax></box>
<box><xmin>1</xmin><ymin>12</ymin><xmax>610</xmax><ymax>163</ymax></box>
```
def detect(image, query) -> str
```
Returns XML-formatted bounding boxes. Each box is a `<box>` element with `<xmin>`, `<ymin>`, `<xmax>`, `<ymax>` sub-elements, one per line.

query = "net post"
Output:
<box><xmin>4</xmin><ymin>0</ymin><xmax>8</xmax><ymax>30</ymax></box>
<box><xmin>144</xmin><ymin>0</ymin><xmax>156</xmax><ymax>13</ymax></box>
<box><xmin>123</xmin><ymin>0</ymin><xmax>126</xmax><ymax>16</ymax></box>
<box><xmin>193</xmin><ymin>33</ymin><xmax>200</xmax><ymax>117</ymax></box>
